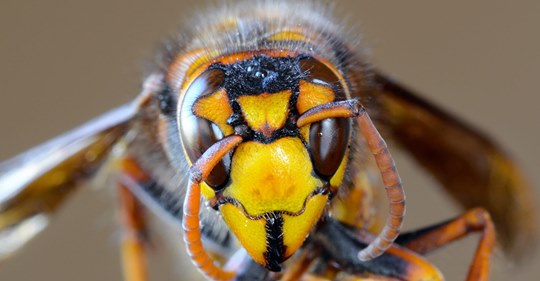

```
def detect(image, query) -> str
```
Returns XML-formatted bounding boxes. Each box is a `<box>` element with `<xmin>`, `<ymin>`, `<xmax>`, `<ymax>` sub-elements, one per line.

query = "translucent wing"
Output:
<box><xmin>0</xmin><ymin>103</ymin><xmax>137</xmax><ymax>260</ymax></box>
<box><xmin>362</xmin><ymin>72</ymin><xmax>537</xmax><ymax>258</ymax></box>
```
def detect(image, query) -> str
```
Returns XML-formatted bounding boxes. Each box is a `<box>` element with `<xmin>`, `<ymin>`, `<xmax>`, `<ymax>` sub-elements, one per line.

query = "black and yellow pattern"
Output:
<box><xmin>179</xmin><ymin>54</ymin><xmax>351</xmax><ymax>270</ymax></box>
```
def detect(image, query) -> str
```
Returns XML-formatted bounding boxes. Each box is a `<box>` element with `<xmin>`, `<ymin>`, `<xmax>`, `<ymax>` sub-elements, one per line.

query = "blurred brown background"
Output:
<box><xmin>0</xmin><ymin>0</ymin><xmax>539</xmax><ymax>280</ymax></box>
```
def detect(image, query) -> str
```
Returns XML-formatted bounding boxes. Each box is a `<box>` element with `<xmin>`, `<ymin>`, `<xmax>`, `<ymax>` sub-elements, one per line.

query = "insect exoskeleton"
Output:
<box><xmin>149</xmin><ymin>6</ymin><xmax>407</xmax><ymax>276</ymax></box>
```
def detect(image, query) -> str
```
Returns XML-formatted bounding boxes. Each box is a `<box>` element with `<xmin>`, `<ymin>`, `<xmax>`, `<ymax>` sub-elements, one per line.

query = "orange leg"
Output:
<box><xmin>396</xmin><ymin>208</ymin><xmax>496</xmax><ymax>281</ymax></box>
<box><xmin>117</xmin><ymin>183</ymin><xmax>148</xmax><ymax>281</ymax></box>
<box><xmin>297</xmin><ymin>101</ymin><xmax>494</xmax><ymax>280</ymax></box>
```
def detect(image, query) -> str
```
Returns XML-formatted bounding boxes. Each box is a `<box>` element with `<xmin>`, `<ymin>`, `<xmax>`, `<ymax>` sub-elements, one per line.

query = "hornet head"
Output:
<box><xmin>178</xmin><ymin>52</ymin><xmax>351</xmax><ymax>271</ymax></box>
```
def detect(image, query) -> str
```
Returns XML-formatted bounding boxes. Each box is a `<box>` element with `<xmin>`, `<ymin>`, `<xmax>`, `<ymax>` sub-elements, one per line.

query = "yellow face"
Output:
<box><xmin>179</xmin><ymin>53</ymin><xmax>351</xmax><ymax>271</ymax></box>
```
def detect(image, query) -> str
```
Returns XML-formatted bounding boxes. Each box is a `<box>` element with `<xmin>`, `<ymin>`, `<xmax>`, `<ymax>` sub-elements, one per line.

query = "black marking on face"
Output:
<box><xmin>212</xmin><ymin>54</ymin><xmax>305</xmax><ymax>97</ymax></box>
<box><xmin>264</xmin><ymin>213</ymin><xmax>285</xmax><ymax>272</ymax></box>
<box><xmin>206</xmin><ymin>55</ymin><xmax>310</xmax><ymax>144</ymax></box>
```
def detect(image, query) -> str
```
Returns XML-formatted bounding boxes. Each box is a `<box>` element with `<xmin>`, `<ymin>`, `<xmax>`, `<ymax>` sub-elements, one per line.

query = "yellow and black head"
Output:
<box><xmin>178</xmin><ymin>51</ymin><xmax>351</xmax><ymax>271</ymax></box>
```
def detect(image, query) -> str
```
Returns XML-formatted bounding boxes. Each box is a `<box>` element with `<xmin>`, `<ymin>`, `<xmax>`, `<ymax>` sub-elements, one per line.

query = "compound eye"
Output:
<box><xmin>179</xmin><ymin>68</ymin><xmax>230</xmax><ymax>189</ymax></box>
<box><xmin>309</xmin><ymin>118</ymin><xmax>350</xmax><ymax>179</ymax></box>
<box><xmin>299</xmin><ymin>57</ymin><xmax>350</xmax><ymax>179</ymax></box>
<box><xmin>299</xmin><ymin>57</ymin><xmax>347</xmax><ymax>101</ymax></box>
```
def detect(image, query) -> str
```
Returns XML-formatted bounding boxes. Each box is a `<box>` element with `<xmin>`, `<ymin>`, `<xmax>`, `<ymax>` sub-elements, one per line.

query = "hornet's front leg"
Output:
<box><xmin>311</xmin><ymin>218</ymin><xmax>444</xmax><ymax>281</ymax></box>
<box><xmin>395</xmin><ymin>208</ymin><xmax>495</xmax><ymax>281</ymax></box>
<box><xmin>312</xmin><ymin>211</ymin><xmax>495</xmax><ymax>281</ymax></box>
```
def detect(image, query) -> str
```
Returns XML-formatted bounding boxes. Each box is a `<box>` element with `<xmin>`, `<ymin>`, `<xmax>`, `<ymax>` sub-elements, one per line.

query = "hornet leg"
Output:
<box><xmin>396</xmin><ymin>208</ymin><xmax>495</xmax><ymax>281</ymax></box>
<box><xmin>117</xmin><ymin>158</ymin><xmax>150</xmax><ymax>281</ymax></box>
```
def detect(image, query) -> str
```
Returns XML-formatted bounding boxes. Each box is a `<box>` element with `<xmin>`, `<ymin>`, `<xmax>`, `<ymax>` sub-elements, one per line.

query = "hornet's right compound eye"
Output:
<box><xmin>179</xmin><ymin>68</ymin><xmax>231</xmax><ymax>189</ymax></box>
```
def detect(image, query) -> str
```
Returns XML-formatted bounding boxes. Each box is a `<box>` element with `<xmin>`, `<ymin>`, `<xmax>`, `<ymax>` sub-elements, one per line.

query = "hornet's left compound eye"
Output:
<box><xmin>309</xmin><ymin>118</ymin><xmax>350</xmax><ymax>179</ymax></box>
<box><xmin>299</xmin><ymin>57</ymin><xmax>351</xmax><ymax>179</ymax></box>
<box><xmin>178</xmin><ymin>68</ymin><xmax>231</xmax><ymax>189</ymax></box>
